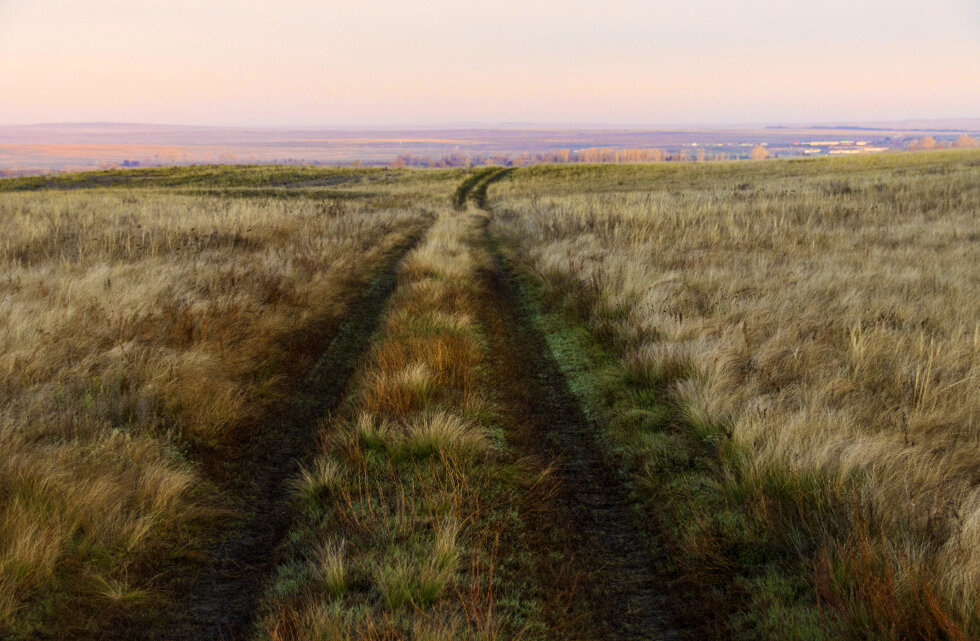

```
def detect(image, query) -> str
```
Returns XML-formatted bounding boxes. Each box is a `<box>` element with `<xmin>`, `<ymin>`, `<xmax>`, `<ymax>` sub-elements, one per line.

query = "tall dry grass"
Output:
<box><xmin>0</xmin><ymin>186</ymin><xmax>432</xmax><ymax>636</ymax></box>
<box><xmin>489</xmin><ymin>151</ymin><xmax>980</xmax><ymax>638</ymax></box>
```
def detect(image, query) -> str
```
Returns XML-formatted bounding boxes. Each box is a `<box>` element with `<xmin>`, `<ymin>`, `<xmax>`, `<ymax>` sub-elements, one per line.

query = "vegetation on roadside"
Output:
<box><xmin>488</xmin><ymin>149</ymin><xmax>980</xmax><ymax>639</ymax></box>
<box><xmin>0</xmin><ymin>168</ymin><xmax>458</xmax><ymax>638</ymax></box>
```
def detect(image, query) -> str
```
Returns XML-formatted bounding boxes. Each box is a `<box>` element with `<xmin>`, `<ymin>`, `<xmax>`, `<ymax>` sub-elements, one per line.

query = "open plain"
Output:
<box><xmin>1</xmin><ymin>149</ymin><xmax>978</xmax><ymax>640</ymax></box>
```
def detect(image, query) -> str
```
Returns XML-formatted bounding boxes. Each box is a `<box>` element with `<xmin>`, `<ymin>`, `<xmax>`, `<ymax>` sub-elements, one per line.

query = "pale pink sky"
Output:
<box><xmin>2</xmin><ymin>0</ymin><xmax>978</xmax><ymax>126</ymax></box>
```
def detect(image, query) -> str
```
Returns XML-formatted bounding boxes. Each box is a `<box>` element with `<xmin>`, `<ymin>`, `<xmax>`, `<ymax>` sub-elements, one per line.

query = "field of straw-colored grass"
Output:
<box><xmin>489</xmin><ymin>150</ymin><xmax>980</xmax><ymax>638</ymax></box>
<box><xmin>0</xmin><ymin>185</ymin><xmax>432</xmax><ymax>636</ymax></box>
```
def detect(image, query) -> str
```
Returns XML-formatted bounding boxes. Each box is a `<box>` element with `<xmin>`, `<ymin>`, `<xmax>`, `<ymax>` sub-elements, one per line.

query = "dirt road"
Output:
<box><xmin>146</xmin><ymin>230</ymin><xmax>428</xmax><ymax>641</ymax></box>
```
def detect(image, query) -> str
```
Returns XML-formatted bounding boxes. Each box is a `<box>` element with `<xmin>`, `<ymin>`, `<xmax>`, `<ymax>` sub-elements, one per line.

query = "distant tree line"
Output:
<box><xmin>907</xmin><ymin>134</ymin><xmax>979</xmax><ymax>150</ymax></box>
<box><xmin>388</xmin><ymin>146</ymin><xmax>761</xmax><ymax>168</ymax></box>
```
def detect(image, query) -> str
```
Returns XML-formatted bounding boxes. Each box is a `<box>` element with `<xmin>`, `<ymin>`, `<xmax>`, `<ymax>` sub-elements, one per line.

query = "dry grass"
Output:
<box><xmin>0</xmin><ymin>179</ymin><xmax>434</xmax><ymax>637</ymax></box>
<box><xmin>489</xmin><ymin>150</ymin><xmax>980</xmax><ymax>638</ymax></box>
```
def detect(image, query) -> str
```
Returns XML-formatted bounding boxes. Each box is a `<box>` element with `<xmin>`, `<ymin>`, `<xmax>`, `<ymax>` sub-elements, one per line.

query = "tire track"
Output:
<box><xmin>452</xmin><ymin>166</ymin><xmax>510</xmax><ymax>210</ymax></box>
<box><xmin>471</xmin><ymin>180</ymin><xmax>683</xmax><ymax>640</ymax></box>
<box><xmin>145</xmin><ymin>227</ymin><xmax>430</xmax><ymax>641</ymax></box>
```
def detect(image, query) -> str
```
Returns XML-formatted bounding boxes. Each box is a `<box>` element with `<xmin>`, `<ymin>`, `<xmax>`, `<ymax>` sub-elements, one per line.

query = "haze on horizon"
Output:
<box><xmin>1</xmin><ymin>0</ymin><xmax>978</xmax><ymax>128</ymax></box>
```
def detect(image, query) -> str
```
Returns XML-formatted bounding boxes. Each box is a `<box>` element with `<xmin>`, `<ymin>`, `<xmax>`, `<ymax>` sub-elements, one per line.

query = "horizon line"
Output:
<box><xmin>2</xmin><ymin>117</ymin><xmax>979</xmax><ymax>132</ymax></box>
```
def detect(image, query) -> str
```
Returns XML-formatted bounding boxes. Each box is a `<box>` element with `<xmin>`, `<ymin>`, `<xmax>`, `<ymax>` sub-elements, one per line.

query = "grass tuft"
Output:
<box><xmin>403</xmin><ymin>412</ymin><xmax>490</xmax><ymax>460</ymax></box>
<box><xmin>315</xmin><ymin>540</ymin><xmax>348</xmax><ymax>600</ymax></box>
<box><xmin>295</xmin><ymin>459</ymin><xmax>345</xmax><ymax>500</ymax></box>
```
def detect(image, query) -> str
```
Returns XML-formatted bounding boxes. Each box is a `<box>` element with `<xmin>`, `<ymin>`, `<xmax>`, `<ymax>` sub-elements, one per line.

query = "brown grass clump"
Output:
<box><xmin>489</xmin><ymin>150</ymin><xmax>980</xmax><ymax>638</ymax></box>
<box><xmin>0</xmin><ymin>182</ymin><xmax>432</xmax><ymax>637</ymax></box>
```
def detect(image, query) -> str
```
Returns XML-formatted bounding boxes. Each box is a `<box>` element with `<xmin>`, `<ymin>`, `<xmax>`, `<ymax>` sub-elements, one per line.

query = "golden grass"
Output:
<box><xmin>489</xmin><ymin>150</ymin><xmax>980</xmax><ymax>637</ymax></box>
<box><xmin>0</xmin><ymin>184</ymin><xmax>432</xmax><ymax>637</ymax></box>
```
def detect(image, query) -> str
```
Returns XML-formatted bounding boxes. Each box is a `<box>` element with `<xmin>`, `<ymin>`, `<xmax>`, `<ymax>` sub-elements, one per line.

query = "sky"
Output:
<box><xmin>1</xmin><ymin>0</ymin><xmax>979</xmax><ymax>127</ymax></box>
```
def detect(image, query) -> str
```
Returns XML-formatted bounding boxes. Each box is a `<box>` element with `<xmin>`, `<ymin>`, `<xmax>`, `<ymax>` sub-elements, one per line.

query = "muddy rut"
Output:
<box><xmin>145</xmin><ymin>231</ymin><xmax>427</xmax><ymax>641</ymax></box>
<box><xmin>478</xmin><ymin>232</ymin><xmax>679</xmax><ymax>640</ymax></box>
<box><xmin>464</xmin><ymin>171</ymin><xmax>681</xmax><ymax>640</ymax></box>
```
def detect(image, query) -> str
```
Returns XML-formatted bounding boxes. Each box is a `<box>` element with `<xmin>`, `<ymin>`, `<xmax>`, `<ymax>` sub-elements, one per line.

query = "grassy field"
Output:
<box><xmin>0</xmin><ymin>168</ymin><xmax>457</xmax><ymax>638</ymax></box>
<box><xmin>488</xmin><ymin>150</ymin><xmax>980</xmax><ymax>639</ymax></box>
<box><xmin>1</xmin><ymin>151</ymin><xmax>978</xmax><ymax>640</ymax></box>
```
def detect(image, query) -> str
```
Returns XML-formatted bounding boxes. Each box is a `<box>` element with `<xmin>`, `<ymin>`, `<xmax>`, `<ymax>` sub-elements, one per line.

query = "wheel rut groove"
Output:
<box><xmin>145</xmin><ymin>228</ymin><xmax>429</xmax><ymax>641</ymax></box>
<box><xmin>477</xmin><ymin>235</ymin><xmax>679</xmax><ymax>640</ymax></box>
<box><xmin>469</xmin><ymin>176</ymin><xmax>682</xmax><ymax>639</ymax></box>
<box><xmin>453</xmin><ymin>167</ymin><xmax>510</xmax><ymax>210</ymax></box>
